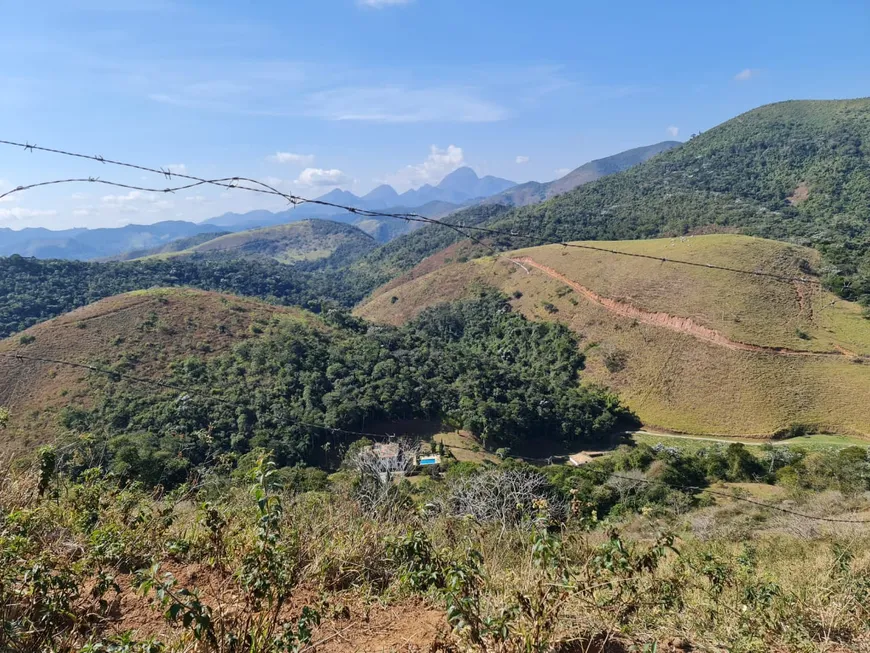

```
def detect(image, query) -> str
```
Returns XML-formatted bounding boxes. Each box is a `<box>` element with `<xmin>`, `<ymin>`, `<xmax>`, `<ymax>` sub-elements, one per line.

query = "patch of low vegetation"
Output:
<box><xmin>4</xmin><ymin>431</ymin><xmax>870</xmax><ymax>651</ymax></box>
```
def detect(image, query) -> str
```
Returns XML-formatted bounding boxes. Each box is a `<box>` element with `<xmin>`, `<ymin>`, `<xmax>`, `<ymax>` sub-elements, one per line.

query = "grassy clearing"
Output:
<box><xmin>631</xmin><ymin>431</ymin><xmax>870</xmax><ymax>454</ymax></box>
<box><xmin>357</xmin><ymin>234</ymin><xmax>870</xmax><ymax>438</ymax></box>
<box><xmin>433</xmin><ymin>430</ymin><xmax>501</xmax><ymax>464</ymax></box>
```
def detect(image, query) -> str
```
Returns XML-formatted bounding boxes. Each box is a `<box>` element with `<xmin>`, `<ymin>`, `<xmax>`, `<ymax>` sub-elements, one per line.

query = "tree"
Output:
<box><xmin>347</xmin><ymin>439</ymin><xmax>419</xmax><ymax>516</ymax></box>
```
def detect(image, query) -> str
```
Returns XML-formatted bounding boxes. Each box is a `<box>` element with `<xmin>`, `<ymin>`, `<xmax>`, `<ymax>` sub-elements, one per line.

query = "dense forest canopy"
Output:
<box><xmin>0</xmin><ymin>254</ymin><xmax>359</xmax><ymax>339</ymax></box>
<box><xmin>65</xmin><ymin>293</ymin><xmax>633</xmax><ymax>487</ymax></box>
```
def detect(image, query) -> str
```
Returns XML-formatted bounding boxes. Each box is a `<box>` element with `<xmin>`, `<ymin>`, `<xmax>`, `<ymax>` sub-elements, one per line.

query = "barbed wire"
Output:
<box><xmin>0</xmin><ymin>139</ymin><xmax>821</xmax><ymax>285</ymax></box>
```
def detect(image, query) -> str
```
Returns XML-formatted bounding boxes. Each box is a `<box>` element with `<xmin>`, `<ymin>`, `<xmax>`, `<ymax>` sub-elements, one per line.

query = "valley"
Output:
<box><xmin>2</xmin><ymin>89</ymin><xmax>870</xmax><ymax>652</ymax></box>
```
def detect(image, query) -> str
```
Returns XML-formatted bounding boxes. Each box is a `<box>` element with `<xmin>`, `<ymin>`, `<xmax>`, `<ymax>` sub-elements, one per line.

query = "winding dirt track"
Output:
<box><xmin>511</xmin><ymin>256</ymin><xmax>847</xmax><ymax>358</ymax></box>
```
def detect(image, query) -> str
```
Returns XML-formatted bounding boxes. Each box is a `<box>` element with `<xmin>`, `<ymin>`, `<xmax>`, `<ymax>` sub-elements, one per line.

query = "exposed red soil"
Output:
<box><xmin>512</xmin><ymin>256</ymin><xmax>846</xmax><ymax>358</ymax></box>
<box><xmin>786</xmin><ymin>182</ymin><xmax>810</xmax><ymax>205</ymax></box>
<box><xmin>98</xmin><ymin>563</ymin><xmax>446</xmax><ymax>652</ymax></box>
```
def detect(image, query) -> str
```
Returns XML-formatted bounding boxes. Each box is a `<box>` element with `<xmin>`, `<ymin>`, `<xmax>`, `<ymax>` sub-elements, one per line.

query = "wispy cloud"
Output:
<box><xmin>100</xmin><ymin>190</ymin><xmax>174</xmax><ymax>215</ymax></box>
<box><xmin>166</xmin><ymin>163</ymin><xmax>187</xmax><ymax>174</ymax></box>
<box><xmin>101</xmin><ymin>190</ymin><xmax>149</xmax><ymax>205</ymax></box>
<box><xmin>515</xmin><ymin>155</ymin><xmax>529</xmax><ymax>164</ymax></box>
<box><xmin>268</xmin><ymin>152</ymin><xmax>315</xmax><ymax>165</ymax></box>
<box><xmin>358</xmin><ymin>0</ymin><xmax>414</xmax><ymax>7</ymax></box>
<box><xmin>734</xmin><ymin>68</ymin><xmax>758</xmax><ymax>81</ymax></box>
<box><xmin>295</xmin><ymin>168</ymin><xmax>350</xmax><ymax>188</ymax></box>
<box><xmin>554</xmin><ymin>168</ymin><xmax>571</xmax><ymax>177</ymax></box>
<box><xmin>666</xmin><ymin>125</ymin><xmax>679</xmax><ymax>137</ymax></box>
<box><xmin>383</xmin><ymin>145</ymin><xmax>465</xmax><ymax>191</ymax></box>
<box><xmin>305</xmin><ymin>86</ymin><xmax>507</xmax><ymax>123</ymax></box>
<box><xmin>0</xmin><ymin>207</ymin><xmax>58</xmax><ymax>223</ymax></box>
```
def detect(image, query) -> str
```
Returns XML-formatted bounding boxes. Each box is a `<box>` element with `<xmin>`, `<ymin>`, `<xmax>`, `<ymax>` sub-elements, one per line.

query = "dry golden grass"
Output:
<box><xmin>434</xmin><ymin>430</ymin><xmax>501</xmax><ymax>464</ymax></box>
<box><xmin>0</xmin><ymin>288</ymin><xmax>312</xmax><ymax>454</ymax></box>
<box><xmin>357</xmin><ymin>235</ymin><xmax>870</xmax><ymax>438</ymax></box>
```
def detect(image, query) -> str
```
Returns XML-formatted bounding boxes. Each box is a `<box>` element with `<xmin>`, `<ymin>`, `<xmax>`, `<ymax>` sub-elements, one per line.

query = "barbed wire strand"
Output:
<box><xmin>0</xmin><ymin>139</ymin><xmax>821</xmax><ymax>285</ymax></box>
<box><xmin>3</xmin><ymin>350</ymin><xmax>869</xmax><ymax>524</ymax></box>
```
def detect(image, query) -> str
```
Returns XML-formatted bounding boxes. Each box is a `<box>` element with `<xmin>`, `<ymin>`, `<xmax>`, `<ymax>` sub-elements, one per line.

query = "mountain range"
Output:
<box><xmin>0</xmin><ymin>145</ymin><xmax>676</xmax><ymax>261</ymax></box>
<box><xmin>202</xmin><ymin>166</ymin><xmax>516</xmax><ymax>229</ymax></box>
<box><xmin>481</xmin><ymin>141</ymin><xmax>680</xmax><ymax>207</ymax></box>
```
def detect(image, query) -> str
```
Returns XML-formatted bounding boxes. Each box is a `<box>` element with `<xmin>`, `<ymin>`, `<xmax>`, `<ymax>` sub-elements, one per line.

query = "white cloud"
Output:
<box><xmin>383</xmin><ymin>145</ymin><xmax>465</xmax><ymax>191</ymax></box>
<box><xmin>71</xmin><ymin>192</ymin><xmax>90</xmax><ymax>200</ymax></box>
<box><xmin>185</xmin><ymin>195</ymin><xmax>207</xmax><ymax>202</ymax></box>
<box><xmin>734</xmin><ymin>68</ymin><xmax>757</xmax><ymax>81</ymax></box>
<box><xmin>307</xmin><ymin>86</ymin><xmax>507</xmax><ymax>123</ymax></box>
<box><xmin>554</xmin><ymin>168</ymin><xmax>571</xmax><ymax>177</ymax></box>
<box><xmin>515</xmin><ymin>155</ymin><xmax>530</xmax><ymax>164</ymax></box>
<box><xmin>0</xmin><ymin>207</ymin><xmax>58</xmax><ymax>221</ymax></box>
<box><xmin>101</xmin><ymin>190</ymin><xmax>148</xmax><ymax>205</ymax></box>
<box><xmin>268</xmin><ymin>152</ymin><xmax>315</xmax><ymax>165</ymax></box>
<box><xmin>100</xmin><ymin>190</ymin><xmax>174</xmax><ymax>215</ymax></box>
<box><xmin>295</xmin><ymin>168</ymin><xmax>351</xmax><ymax>188</ymax></box>
<box><xmin>72</xmin><ymin>208</ymin><xmax>92</xmax><ymax>217</ymax></box>
<box><xmin>666</xmin><ymin>125</ymin><xmax>679</xmax><ymax>137</ymax></box>
<box><xmin>166</xmin><ymin>163</ymin><xmax>187</xmax><ymax>175</ymax></box>
<box><xmin>358</xmin><ymin>0</ymin><xmax>413</xmax><ymax>7</ymax></box>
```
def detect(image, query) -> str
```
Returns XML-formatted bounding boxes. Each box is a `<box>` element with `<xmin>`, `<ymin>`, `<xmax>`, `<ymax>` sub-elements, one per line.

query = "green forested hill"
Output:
<box><xmin>103</xmin><ymin>232</ymin><xmax>229</xmax><ymax>261</ymax></box>
<box><xmin>354</xmin><ymin>99</ymin><xmax>870</xmax><ymax>305</ymax></box>
<box><xmin>0</xmin><ymin>291</ymin><xmax>630</xmax><ymax>474</ymax></box>
<box><xmin>178</xmin><ymin>219</ymin><xmax>377</xmax><ymax>267</ymax></box>
<box><xmin>0</xmin><ymin>255</ymin><xmax>358</xmax><ymax>339</ymax></box>
<box><xmin>488</xmin><ymin>98</ymin><xmax>870</xmax><ymax>301</ymax></box>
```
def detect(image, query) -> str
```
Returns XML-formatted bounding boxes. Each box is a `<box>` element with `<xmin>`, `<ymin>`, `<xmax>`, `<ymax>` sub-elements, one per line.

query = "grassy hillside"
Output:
<box><xmin>0</xmin><ymin>288</ymin><xmax>312</xmax><ymax>454</ymax></box>
<box><xmin>145</xmin><ymin>219</ymin><xmax>377</xmax><ymax>267</ymax></box>
<box><xmin>487</xmin><ymin>99</ymin><xmax>870</xmax><ymax>303</ymax></box>
<box><xmin>0</xmin><ymin>290</ymin><xmax>630</xmax><ymax>471</ymax></box>
<box><xmin>0</xmin><ymin>254</ymin><xmax>361</xmax><ymax>340</ymax></box>
<box><xmin>104</xmin><ymin>231</ymin><xmax>229</xmax><ymax>261</ymax></box>
<box><xmin>358</xmin><ymin>234</ymin><xmax>870</xmax><ymax>437</ymax></box>
<box><xmin>355</xmin><ymin>99</ymin><xmax>870</xmax><ymax>307</ymax></box>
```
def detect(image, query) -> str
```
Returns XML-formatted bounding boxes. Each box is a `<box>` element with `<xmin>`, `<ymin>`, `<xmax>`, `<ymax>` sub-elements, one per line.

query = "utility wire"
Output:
<box><xmin>0</xmin><ymin>139</ymin><xmax>820</xmax><ymax>285</ymax></box>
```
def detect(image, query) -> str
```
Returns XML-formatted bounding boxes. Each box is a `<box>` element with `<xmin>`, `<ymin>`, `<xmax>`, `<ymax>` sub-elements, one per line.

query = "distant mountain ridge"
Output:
<box><xmin>483</xmin><ymin>141</ymin><xmax>681</xmax><ymax>207</ymax></box>
<box><xmin>205</xmin><ymin>166</ymin><xmax>516</xmax><ymax>228</ymax></box>
<box><xmin>133</xmin><ymin>219</ymin><xmax>379</xmax><ymax>269</ymax></box>
<box><xmin>0</xmin><ymin>221</ymin><xmax>220</xmax><ymax>261</ymax></box>
<box><xmin>0</xmin><ymin>146</ymin><xmax>669</xmax><ymax>262</ymax></box>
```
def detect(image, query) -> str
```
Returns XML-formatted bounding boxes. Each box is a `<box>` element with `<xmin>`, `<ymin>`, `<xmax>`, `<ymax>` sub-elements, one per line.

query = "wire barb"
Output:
<box><xmin>0</xmin><ymin>137</ymin><xmax>824</xmax><ymax>286</ymax></box>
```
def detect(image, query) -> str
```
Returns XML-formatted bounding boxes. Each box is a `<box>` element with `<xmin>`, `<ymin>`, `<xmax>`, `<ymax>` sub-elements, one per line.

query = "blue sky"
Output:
<box><xmin>1</xmin><ymin>0</ymin><xmax>868</xmax><ymax>230</ymax></box>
